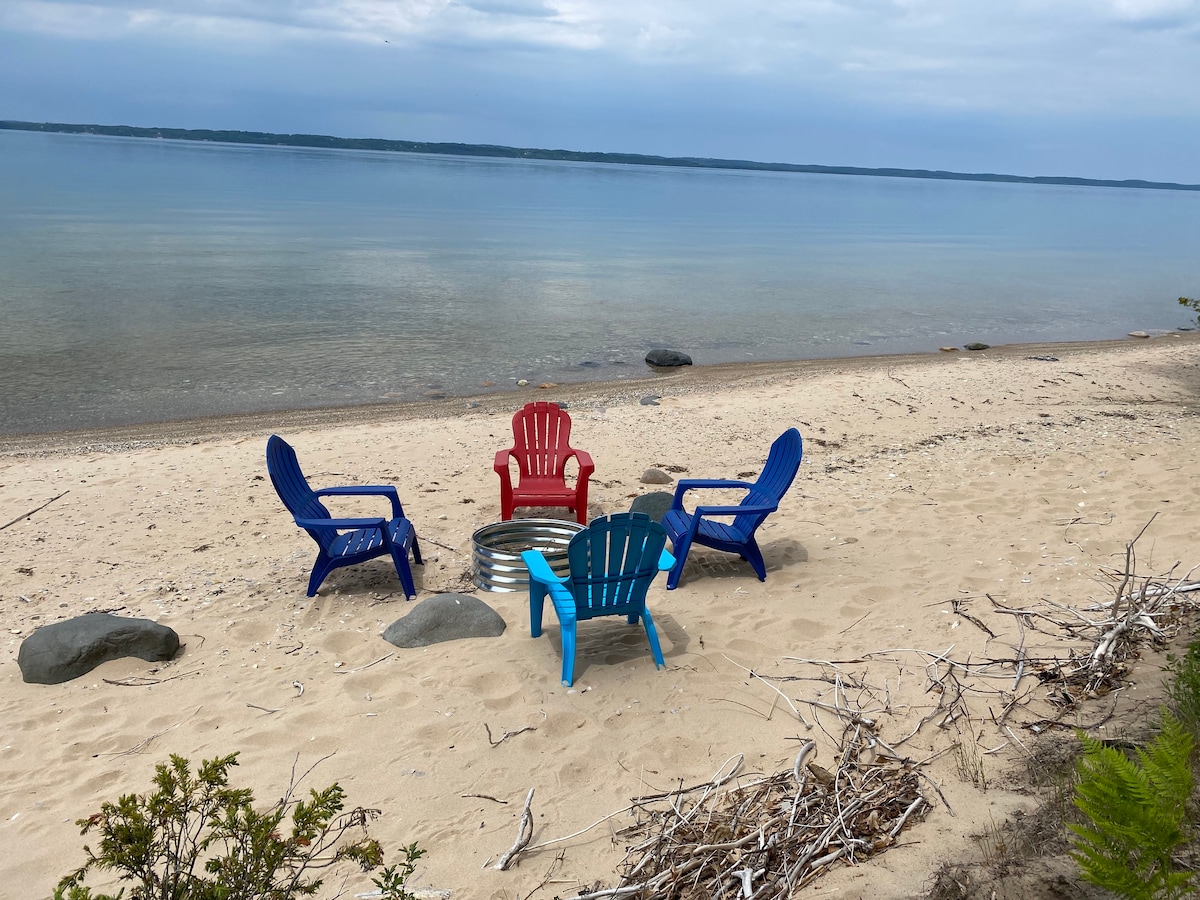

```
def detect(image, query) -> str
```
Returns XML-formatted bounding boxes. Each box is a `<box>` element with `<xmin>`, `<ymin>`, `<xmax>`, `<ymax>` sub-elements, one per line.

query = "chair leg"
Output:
<box><xmin>560</xmin><ymin>621</ymin><xmax>577</xmax><ymax>686</ymax></box>
<box><xmin>742</xmin><ymin>540</ymin><xmax>767</xmax><ymax>581</ymax></box>
<box><xmin>530</xmin><ymin>583</ymin><xmax>547</xmax><ymax>637</ymax></box>
<box><xmin>390</xmin><ymin>549</ymin><xmax>417</xmax><ymax>600</ymax></box>
<box><xmin>641</xmin><ymin>608</ymin><xmax>666</xmax><ymax>670</ymax></box>
<box><xmin>665</xmin><ymin>535</ymin><xmax>692</xmax><ymax>590</ymax></box>
<box><xmin>307</xmin><ymin>557</ymin><xmax>335</xmax><ymax>597</ymax></box>
<box><xmin>411</xmin><ymin>534</ymin><xmax>423</xmax><ymax>565</ymax></box>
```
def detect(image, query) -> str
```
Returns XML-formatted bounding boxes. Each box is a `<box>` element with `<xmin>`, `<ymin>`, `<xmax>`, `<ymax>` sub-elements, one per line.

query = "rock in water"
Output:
<box><xmin>645</xmin><ymin>349</ymin><xmax>693</xmax><ymax>368</ymax></box>
<box><xmin>382</xmin><ymin>593</ymin><xmax>506</xmax><ymax>648</ymax></box>
<box><xmin>963</xmin><ymin>342</ymin><xmax>990</xmax><ymax>351</ymax></box>
<box><xmin>18</xmin><ymin>613</ymin><xmax>180</xmax><ymax>684</ymax></box>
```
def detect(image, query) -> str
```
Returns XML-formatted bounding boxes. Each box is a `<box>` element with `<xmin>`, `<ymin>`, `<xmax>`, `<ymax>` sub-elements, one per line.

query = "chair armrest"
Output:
<box><xmin>521</xmin><ymin>549</ymin><xmax>568</xmax><ymax>586</ymax></box>
<box><xmin>670</xmin><ymin>479</ymin><xmax>754</xmax><ymax>510</ymax></box>
<box><xmin>314</xmin><ymin>485</ymin><xmax>404</xmax><ymax>518</ymax></box>
<box><xmin>657</xmin><ymin>548</ymin><xmax>676</xmax><ymax>572</ymax></box>
<box><xmin>569</xmin><ymin>448</ymin><xmax>596</xmax><ymax>479</ymax></box>
<box><xmin>295</xmin><ymin>515</ymin><xmax>388</xmax><ymax>530</ymax></box>
<box><xmin>494</xmin><ymin>449</ymin><xmax>513</xmax><ymax>474</ymax></box>
<box><xmin>694</xmin><ymin>503</ymin><xmax>778</xmax><ymax>518</ymax></box>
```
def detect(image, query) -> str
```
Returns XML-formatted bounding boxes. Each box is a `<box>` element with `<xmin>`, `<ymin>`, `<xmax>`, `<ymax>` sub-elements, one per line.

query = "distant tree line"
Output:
<box><xmin>2</xmin><ymin>119</ymin><xmax>1197</xmax><ymax>192</ymax></box>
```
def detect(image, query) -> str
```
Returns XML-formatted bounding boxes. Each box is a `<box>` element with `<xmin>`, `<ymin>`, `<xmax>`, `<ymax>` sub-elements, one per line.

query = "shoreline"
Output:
<box><xmin>3</xmin><ymin>334</ymin><xmax>1191</xmax><ymax>456</ymax></box>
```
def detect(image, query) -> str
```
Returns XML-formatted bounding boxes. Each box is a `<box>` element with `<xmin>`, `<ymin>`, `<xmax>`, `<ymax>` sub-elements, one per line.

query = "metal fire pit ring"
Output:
<box><xmin>471</xmin><ymin>518</ymin><xmax>586</xmax><ymax>592</ymax></box>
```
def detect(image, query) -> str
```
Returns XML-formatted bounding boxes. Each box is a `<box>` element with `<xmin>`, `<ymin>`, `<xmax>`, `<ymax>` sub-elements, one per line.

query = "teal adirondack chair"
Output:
<box><xmin>522</xmin><ymin>512</ymin><xmax>674</xmax><ymax>686</ymax></box>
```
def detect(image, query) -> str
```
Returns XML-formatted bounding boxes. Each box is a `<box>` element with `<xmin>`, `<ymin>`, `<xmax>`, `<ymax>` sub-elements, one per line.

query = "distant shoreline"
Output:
<box><xmin>4</xmin><ymin>119</ymin><xmax>1199</xmax><ymax>193</ymax></box>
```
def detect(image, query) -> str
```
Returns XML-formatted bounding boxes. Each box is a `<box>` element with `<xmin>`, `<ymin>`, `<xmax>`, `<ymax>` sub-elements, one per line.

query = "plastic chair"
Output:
<box><xmin>495</xmin><ymin>401</ymin><xmax>594</xmax><ymax>524</ymax></box>
<box><xmin>266</xmin><ymin>435</ymin><xmax>422</xmax><ymax>598</ymax></box>
<box><xmin>662</xmin><ymin>428</ymin><xmax>802</xmax><ymax>589</ymax></box>
<box><xmin>523</xmin><ymin>512</ymin><xmax>673</xmax><ymax>685</ymax></box>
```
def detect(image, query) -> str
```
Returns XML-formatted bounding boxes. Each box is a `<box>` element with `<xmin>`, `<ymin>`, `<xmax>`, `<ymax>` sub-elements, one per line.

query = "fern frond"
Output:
<box><xmin>1070</xmin><ymin>713</ymin><xmax>1195</xmax><ymax>900</ymax></box>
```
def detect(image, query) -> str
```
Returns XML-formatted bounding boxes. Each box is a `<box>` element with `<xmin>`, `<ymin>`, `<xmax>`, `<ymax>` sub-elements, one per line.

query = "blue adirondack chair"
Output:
<box><xmin>662</xmin><ymin>428</ymin><xmax>803</xmax><ymax>590</ymax></box>
<box><xmin>266</xmin><ymin>435</ymin><xmax>423</xmax><ymax>599</ymax></box>
<box><xmin>522</xmin><ymin>512</ymin><xmax>674</xmax><ymax>686</ymax></box>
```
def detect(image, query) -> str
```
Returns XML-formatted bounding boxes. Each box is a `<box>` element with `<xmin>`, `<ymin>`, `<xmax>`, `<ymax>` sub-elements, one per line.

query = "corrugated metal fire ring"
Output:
<box><xmin>471</xmin><ymin>518</ymin><xmax>586</xmax><ymax>592</ymax></box>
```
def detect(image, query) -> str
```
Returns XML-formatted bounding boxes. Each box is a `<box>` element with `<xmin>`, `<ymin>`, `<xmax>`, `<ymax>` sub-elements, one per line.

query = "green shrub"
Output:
<box><xmin>1070</xmin><ymin>709</ymin><xmax>1194</xmax><ymax>900</ymax></box>
<box><xmin>55</xmin><ymin>752</ymin><xmax>422</xmax><ymax>900</ymax></box>
<box><xmin>1166</xmin><ymin>637</ymin><xmax>1200</xmax><ymax>742</ymax></box>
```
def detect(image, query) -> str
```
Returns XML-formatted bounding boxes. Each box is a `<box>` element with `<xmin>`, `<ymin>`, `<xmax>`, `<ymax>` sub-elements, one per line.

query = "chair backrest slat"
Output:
<box><xmin>567</xmin><ymin>512</ymin><xmax>667</xmax><ymax>615</ymax></box>
<box><xmin>266</xmin><ymin>435</ymin><xmax>337</xmax><ymax>550</ymax></box>
<box><xmin>731</xmin><ymin>428</ymin><xmax>803</xmax><ymax>535</ymax></box>
<box><xmin>513</xmin><ymin>402</ymin><xmax>574</xmax><ymax>478</ymax></box>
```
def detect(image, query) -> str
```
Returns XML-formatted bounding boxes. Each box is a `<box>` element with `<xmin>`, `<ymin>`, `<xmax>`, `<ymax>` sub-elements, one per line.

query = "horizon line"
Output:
<box><xmin>3</xmin><ymin>119</ymin><xmax>1199</xmax><ymax>192</ymax></box>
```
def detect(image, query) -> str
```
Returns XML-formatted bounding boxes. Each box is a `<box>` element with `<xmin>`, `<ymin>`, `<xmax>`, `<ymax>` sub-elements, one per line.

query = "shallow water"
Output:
<box><xmin>1</xmin><ymin>129</ymin><xmax>1198</xmax><ymax>434</ymax></box>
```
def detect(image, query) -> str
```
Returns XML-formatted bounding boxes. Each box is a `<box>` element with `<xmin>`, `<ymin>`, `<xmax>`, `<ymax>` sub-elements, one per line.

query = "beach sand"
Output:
<box><xmin>3</xmin><ymin>335</ymin><xmax>1200</xmax><ymax>898</ymax></box>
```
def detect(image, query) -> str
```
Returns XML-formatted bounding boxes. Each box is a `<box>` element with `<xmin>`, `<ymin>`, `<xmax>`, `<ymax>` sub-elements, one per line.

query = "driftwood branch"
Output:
<box><xmin>0</xmin><ymin>491</ymin><xmax>69</xmax><ymax>532</ymax></box>
<box><xmin>493</xmin><ymin>788</ymin><xmax>535</xmax><ymax>870</ymax></box>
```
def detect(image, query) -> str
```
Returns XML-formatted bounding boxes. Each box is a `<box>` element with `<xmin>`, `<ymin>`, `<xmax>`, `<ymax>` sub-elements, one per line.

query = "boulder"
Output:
<box><xmin>18</xmin><ymin>613</ymin><xmax>180</xmax><ymax>685</ymax></box>
<box><xmin>382</xmin><ymin>593</ymin><xmax>506</xmax><ymax>648</ymax></box>
<box><xmin>963</xmin><ymin>342</ymin><xmax>990</xmax><ymax>351</ymax></box>
<box><xmin>630</xmin><ymin>491</ymin><xmax>675</xmax><ymax>523</ymax></box>
<box><xmin>640</xmin><ymin>468</ymin><xmax>674</xmax><ymax>485</ymax></box>
<box><xmin>645</xmin><ymin>349</ymin><xmax>693</xmax><ymax>368</ymax></box>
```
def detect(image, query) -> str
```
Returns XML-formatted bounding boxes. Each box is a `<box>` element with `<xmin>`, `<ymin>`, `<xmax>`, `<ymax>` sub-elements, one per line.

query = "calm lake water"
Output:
<box><xmin>1</xmin><ymin>129</ymin><xmax>1198</xmax><ymax>435</ymax></box>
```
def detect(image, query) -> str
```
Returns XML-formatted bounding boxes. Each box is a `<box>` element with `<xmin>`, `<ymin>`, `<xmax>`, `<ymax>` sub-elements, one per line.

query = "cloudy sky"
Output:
<box><xmin>2</xmin><ymin>0</ymin><xmax>1199</xmax><ymax>182</ymax></box>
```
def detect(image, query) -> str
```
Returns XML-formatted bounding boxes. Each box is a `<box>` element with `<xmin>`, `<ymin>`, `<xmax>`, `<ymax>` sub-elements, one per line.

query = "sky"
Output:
<box><xmin>2</xmin><ymin>1</ymin><xmax>1200</xmax><ymax>182</ymax></box>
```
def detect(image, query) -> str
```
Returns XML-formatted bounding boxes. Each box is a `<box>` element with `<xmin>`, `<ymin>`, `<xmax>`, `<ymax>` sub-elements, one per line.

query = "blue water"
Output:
<box><xmin>1</xmin><ymin>129</ymin><xmax>1198</xmax><ymax>435</ymax></box>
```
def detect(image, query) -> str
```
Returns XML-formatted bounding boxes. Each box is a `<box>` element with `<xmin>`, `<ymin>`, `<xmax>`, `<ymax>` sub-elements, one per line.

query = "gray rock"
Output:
<box><xmin>645</xmin><ymin>349</ymin><xmax>693</xmax><ymax>368</ymax></box>
<box><xmin>630</xmin><ymin>491</ymin><xmax>675</xmax><ymax>523</ymax></box>
<box><xmin>18</xmin><ymin>613</ymin><xmax>180</xmax><ymax>685</ymax></box>
<box><xmin>382</xmin><ymin>593</ymin><xmax>506</xmax><ymax>648</ymax></box>
<box><xmin>640</xmin><ymin>396</ymin><xmax>661</xmax><ymax>406</ymax></box>
<box><xmin>640</xmin><ymin>468</ymin><xmax>674</xmax><ymax>485</ymax></box>
<box><xmin>963</xmin><ymin>342</ymin><xmax>990</xmax><ymax>351</ymax></box>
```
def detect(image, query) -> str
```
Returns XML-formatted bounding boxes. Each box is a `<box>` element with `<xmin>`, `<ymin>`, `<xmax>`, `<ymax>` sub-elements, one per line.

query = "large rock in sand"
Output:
<box><xmin>630</xmin><ymin>491</ymin><xmax>675</xmax><ymax>523</ymax></box>
<box><xmin>383</xmin><ymin>593</ymin><xmax>506</xmax><ymax>648</ymax></box>
<box><xmin>18</xmin><ymin>613</ymin><xmax>180</xmax><ymax>685</ymax></box>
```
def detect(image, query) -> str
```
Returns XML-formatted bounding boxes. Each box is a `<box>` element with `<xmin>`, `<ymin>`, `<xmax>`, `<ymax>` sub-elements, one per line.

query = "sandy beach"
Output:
<box><xmin>4</xmin><ymin>335</ymin><xmax>1200</xmax><ymax>899</ymax></box>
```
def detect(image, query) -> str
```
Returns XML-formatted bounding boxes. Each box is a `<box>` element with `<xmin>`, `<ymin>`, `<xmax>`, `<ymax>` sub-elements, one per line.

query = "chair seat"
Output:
<box><xmin>330</xmin><ymin>518</ymin><xmax>413</xmax><ymax>561</ymax></box>
<box><xmin>662</xmin><ymin>509</ymin><xmax>746</xmax><ymax>548</ymax></box>
<box><xmin>514</xmin><ymin>476</ymin><xmax>577</xmax><ymax>505</ymax></box>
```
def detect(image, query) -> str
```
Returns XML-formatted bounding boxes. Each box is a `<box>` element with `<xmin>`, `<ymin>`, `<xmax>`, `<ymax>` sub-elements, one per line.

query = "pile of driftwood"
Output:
<box><xmin>492</xmin><ymin>521</ymin><xmax>1199</xmax><ymax>896</ymax></box>
<box><xmin>555</xmin><ymin>740</ymin><xmax>927</xmax><ymax>900</ymax></box>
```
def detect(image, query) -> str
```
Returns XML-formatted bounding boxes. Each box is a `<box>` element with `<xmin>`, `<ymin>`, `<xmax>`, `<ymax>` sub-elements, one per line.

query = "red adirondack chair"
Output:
<box><xmin>494</xmin><ymin>402</ymin><xmax>595</xmax><ymax>524</ymax></box>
